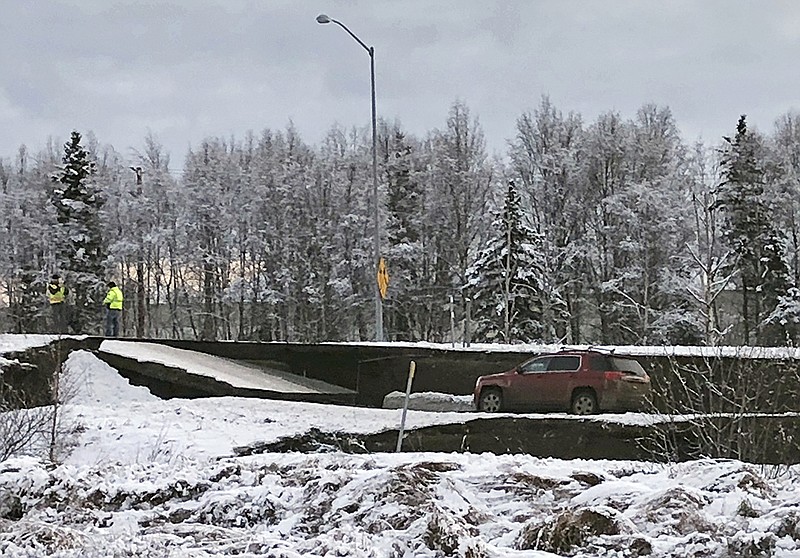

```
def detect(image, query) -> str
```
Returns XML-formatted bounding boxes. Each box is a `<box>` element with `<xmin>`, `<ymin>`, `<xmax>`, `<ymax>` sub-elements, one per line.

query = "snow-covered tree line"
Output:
<box><xmin>2</xmin><ymin>98</ymin><xmax>800</xmax><ymax>345</ymax></box>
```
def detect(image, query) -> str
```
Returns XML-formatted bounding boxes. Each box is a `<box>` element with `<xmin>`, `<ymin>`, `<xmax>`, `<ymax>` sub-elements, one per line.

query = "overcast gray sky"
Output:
<box><xmin>2</xmin><ymin>0</ymin><xmax>800</xmax><ymax>168</ymax></box>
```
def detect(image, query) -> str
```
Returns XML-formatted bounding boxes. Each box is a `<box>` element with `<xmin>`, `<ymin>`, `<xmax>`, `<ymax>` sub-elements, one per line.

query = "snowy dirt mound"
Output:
<box><xmin>0</xmin><ymin>454</ymin><xmax>798</xmax><ymax>557</ymax></box>
<box><xmin>64</xmin><ymin>350</ymin><xmax>158</xmax><ymax>406</ymax></box>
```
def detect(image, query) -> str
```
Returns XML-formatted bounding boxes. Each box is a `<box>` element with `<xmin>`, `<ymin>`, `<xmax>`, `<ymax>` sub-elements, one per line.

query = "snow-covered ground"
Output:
<box><xmin>1</xmin><ymin>336</ymin><xmax>800</xmax><ymax>556</ymax></box>
<box><xmin>383</xmin><ymin>390</ymin><xmax>476</xmax><ymax>412</ymax></box>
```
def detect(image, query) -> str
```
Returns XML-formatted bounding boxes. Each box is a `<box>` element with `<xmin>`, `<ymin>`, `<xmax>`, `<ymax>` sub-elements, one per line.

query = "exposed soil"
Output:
<box><xmin>233</xmin><ymin>415</ymin><xmax>800</xmax><ymax>464</ymax></box>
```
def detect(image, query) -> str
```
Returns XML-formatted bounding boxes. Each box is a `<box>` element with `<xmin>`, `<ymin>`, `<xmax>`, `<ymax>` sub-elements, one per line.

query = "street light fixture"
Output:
<box><xmin>316</xmin><ymin>13</ymin><xmax>383</xmax><ymax>342</ymax></box>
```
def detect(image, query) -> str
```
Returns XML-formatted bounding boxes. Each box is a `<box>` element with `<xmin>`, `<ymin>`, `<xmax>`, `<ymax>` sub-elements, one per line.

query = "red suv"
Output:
<box><xmin>473</xmin><ymin>350</ymin><xmax>650</xmax><ymax>414</ymax></box>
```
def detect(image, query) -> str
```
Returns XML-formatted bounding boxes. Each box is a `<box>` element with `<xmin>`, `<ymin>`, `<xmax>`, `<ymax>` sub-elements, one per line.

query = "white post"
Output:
<box><xmin>449</xmin><ymin>295</ymin><xmax>456</xmax><ymax>348</ymax></box>
<box><xmin>464</xmin><ymin>298</ymin><xmax>472</xmax><ymax>347</ymax></box>
<box><xmin>395</xmin><ymin>360</ymin><xmax>416</xmax><ymax>452</ymax></box>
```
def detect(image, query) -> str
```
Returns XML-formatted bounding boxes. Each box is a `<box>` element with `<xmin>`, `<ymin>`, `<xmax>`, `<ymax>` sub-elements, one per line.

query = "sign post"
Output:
<box><xmin>396</xmin><ymin>360</ymin><xmax>416</xmax><ymax>452</ymax></box>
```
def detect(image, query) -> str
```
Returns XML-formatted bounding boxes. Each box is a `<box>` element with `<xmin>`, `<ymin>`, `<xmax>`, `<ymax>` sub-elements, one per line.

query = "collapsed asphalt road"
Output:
<box><xmin>4</xmin><ymin>337</ymin><xmax>800</xmax><ymax>465</ymax></box>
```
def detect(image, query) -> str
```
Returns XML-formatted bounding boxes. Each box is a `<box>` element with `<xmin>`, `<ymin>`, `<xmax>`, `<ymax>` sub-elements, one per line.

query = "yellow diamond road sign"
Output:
<box><xmin>377</xmin><ymin>257</ymin><xmax>389</xmax><ymax>299</ymax></box>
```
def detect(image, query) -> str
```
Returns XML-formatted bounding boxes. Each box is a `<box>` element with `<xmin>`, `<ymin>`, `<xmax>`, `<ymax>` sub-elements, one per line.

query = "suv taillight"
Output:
<box><xmin>604</xmin><ymin>371</ymin><xmax>624</xmax><ymax>381</ymax></box>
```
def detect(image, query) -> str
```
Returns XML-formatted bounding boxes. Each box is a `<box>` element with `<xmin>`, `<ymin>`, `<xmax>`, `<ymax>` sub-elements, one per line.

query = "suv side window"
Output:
<box><xmin>588</xmin><ymin>354</ymin><xmax>610</xmax><ymax>371</ymax></box>
<box><xmin>547</xmin><ymin>355</ymin><xmax>581</xmax><ymax>371</ymax></box>
<box><xmin>519</xmin><ymin>357</ymin><xmax>551</xmax><ymax>373</ymax></box>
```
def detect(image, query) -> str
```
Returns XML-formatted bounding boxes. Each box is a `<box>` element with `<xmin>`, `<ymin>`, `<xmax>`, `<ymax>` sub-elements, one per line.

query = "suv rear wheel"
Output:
<box><xmin>478</xmin><ymin>388</ymin><xmax>503</xmax><ymax>412</ymax></box>
<box><xmin>571</xmin><ymin>390</ymin><xmax>597</xmax><ymax>415</ymax></box>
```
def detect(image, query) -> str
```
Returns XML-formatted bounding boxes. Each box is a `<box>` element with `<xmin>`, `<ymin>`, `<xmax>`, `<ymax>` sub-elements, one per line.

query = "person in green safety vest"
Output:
<box><xmin>103</xmin><ymin>281</ymin><xmax>124</xmax><ymax>337</ymax></box>
<box><xmin>46</xmin><ymin>274</ymin><xmax>69</xmax><ymax>333</ymax></box>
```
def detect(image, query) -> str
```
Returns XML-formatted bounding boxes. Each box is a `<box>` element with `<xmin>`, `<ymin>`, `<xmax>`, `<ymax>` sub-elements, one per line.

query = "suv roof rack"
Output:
<box><xmin>586</xmin><ymin>346</ymin><xmax>616</xmax><ymax>354</ymax></box>
<box><xmin>553</xmin><ymin>347</ymin><xmax>607</xmax><ymax>356</ymax></box>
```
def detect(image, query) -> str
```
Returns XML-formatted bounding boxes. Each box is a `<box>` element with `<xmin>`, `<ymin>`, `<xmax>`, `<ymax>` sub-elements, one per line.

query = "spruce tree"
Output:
<box><xmin>465</xmin><ymin>180</ymin><xmax>557</xmax><ymax>342</ymax></box>
<box><xmin>718</xmin><ymin>116</ymin><xmax>791</xmax><ymax>344</ymax></box>
<box><xmin>51</xmin><ymin>131</ymin><xmax>105</xmax><ymax>334</ymax></box>
<box><xmin>385</xmin><ymin>128</ymin><xmax>425</xmax><ymax>340</ymax></box>
<box><xmin>510</xmin><ymin>97</ymin><xmax>584</xmax><ymax>342</ymax></box>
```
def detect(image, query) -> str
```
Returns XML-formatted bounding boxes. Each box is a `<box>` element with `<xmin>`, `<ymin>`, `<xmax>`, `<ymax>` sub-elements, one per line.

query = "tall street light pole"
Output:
<box><xmin>130</xmin><ymin>166</ymin><xmax>146</xmax><ymax>338</ymax></box>
<box><xmin>316</xmin><ymin>13</ymin><xmax>383</xmax><ymax>342</ymax></box>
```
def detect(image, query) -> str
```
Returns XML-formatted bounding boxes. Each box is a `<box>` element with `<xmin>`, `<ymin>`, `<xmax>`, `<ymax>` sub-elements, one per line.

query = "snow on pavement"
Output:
<box><xmin>99</xmin><ymin>339</ymin><xmax>328</xmax><ymax>393</ymax></box>
<box><xmin>62</xmin><ymin>350</ymin><xmax>482</xmax><ymax>466</ymax></box>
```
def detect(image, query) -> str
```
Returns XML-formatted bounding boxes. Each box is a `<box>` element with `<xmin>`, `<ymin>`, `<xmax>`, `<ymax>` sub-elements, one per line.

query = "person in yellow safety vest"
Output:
<box><xmin>46</xmin><ymin>274</ymin><xmax>69</xmax><ymax>333</ymax></box>
<box><xmin>103</xmin><ymin>281</ymin><xmax>124</xmax><ymax>337</ymax></box>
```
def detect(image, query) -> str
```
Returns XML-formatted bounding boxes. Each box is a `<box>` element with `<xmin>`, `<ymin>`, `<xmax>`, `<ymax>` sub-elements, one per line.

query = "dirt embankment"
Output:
<box><xmin>0</xmin><ymin>337</ymin><xmax>101</xmax><ymax>407</ymax></box>
<box><xmin>233</xmin><ymin>414</ymin><xmax>800</xmax><ymax>464</ymax></box>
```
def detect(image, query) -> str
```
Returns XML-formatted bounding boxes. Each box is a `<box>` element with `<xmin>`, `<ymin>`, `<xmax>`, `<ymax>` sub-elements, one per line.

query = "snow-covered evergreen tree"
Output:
<box><xmin>465</xmin><ymin>180</ymin><xmax>557</xmax><ymax>342</ymax></box>
<box><xmin>509</xmin><ymin>97</ymin><xmax>584</xmax><ymax>341</ymax></box>
<box><xmin>51</xmin><ymin>131</ymin><xmax>105</xmax><ymax>334</ymax></box>
<box><xmin>718</xmin><ymin>115</ymin><xmax>792</xmax><ymax>344</ymax></box>
<box><xmin>383</xmin><ymin>126</ymin><xmax>427</xmax><ymax>340</ymax></box>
